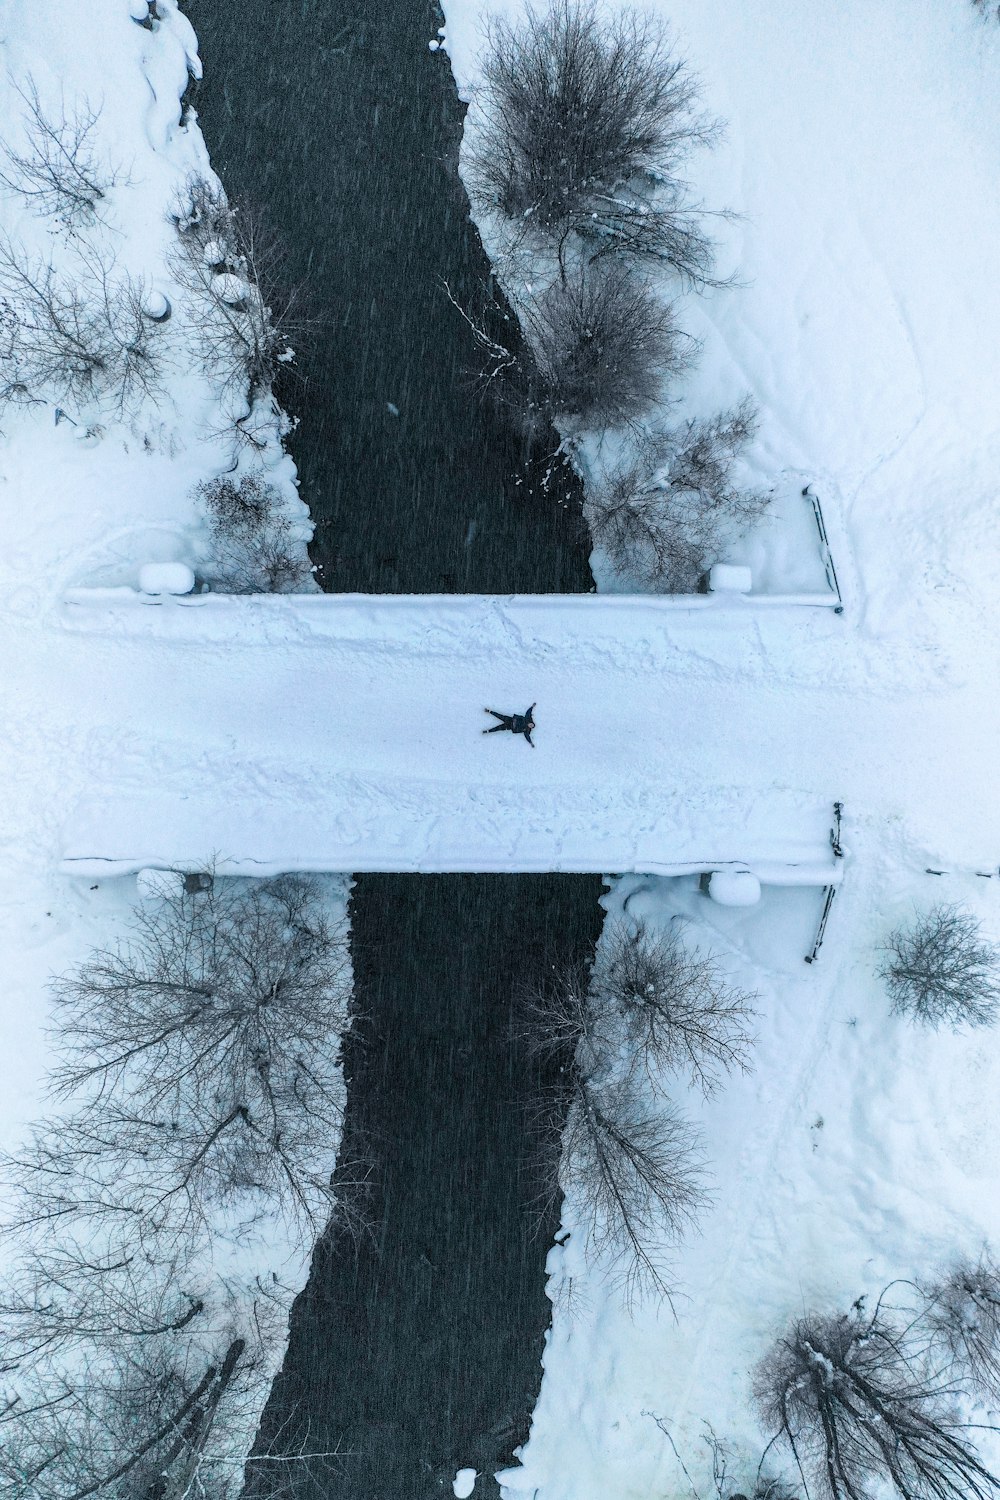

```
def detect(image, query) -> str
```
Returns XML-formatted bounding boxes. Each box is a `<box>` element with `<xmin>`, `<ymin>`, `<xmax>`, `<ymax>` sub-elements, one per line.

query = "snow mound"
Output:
<box><xmin>138</xmin><ymin>563</ymin><xmax>196</xmax><ymax>596</ymax></box>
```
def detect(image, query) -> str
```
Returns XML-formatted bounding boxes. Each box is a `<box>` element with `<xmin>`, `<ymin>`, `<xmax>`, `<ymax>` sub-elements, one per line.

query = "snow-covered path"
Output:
<box><xmin>9</xmin><ymin>589</ymin><xmax>992</xmax><ymax>877</ymax></box>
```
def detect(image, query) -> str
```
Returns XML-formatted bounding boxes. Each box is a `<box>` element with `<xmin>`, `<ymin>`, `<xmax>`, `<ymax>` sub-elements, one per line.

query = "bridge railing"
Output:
<box><xmin>63</xmin><ymin>585</ymin><xmax>843</xmax><ymax>615</ymax></box>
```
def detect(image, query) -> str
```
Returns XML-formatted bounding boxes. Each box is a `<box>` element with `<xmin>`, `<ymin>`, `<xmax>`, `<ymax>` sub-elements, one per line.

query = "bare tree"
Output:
<box><xmin>515</xmin><ymin>955</ymin><xmax>604</xmax><ymax>1067</ymax></box>
<box><xmin>878</xmin><ymin>905</ymin><xmax>1000</xmax><ymax>1030</ymax></box>
<box><xmin>0</xmin><ymin>1330</ymin><xmax>256</xmax><ymax>1500</ymax></box>
<box><xmin>453</xmin><ymin>262</ymin><xmax>690</xmax><ymax>433</ymax></box>
<box><xmin>468</xmin><ymin>1</ymin><xmax>722</xmax><ymax>284</ymax></box>
<box><xmin>14</xmin><ymin>877</ymin><xmax>351</xmax><ymax>1240</ymax></box>
<box><xmin>587</xmin><ymin>398</ymin><xmax>768</xmax><ymax>590</ymax></box>
<box><xmin>752</xmin><ymin>1304</ymin><xmax>1000</xmax><ymax>1500</ymax></box>
<box><xmin>560</xmin><ymin>1070</ymin><xmax>708</xmax><ymax>1300</ymax></box>
<box><xmin>529</xmin><ymin>264</ymin><xmax>689</xmax><ymax>427</ymax></box>
<box><xmin>924</xmin><ymin>1253</ymin><xmax>1000</xmax><ymax>1404</ymax></box>
<box><xmin>0</xmin><ymin>77</ymin><xmax>120</xmax><ymax>230</ymax></box>
<box><xmin>594</xmin><ymin>921</ymin><xmax>756</xmax><ymax>1097</ymax></box>
<box><xmin>0</xmin><ymin>236</ymin><xmax>164</xmax><ymax>414</ymax></box>
<box><xmin>196</xmin><ymin>473</ymin><xmax>310</xmax><ymax>593</ymax></box>
<box><xmin>169</xmin><ymin>176</ymin><xmax>304</xmax><ymax>408</ymax></box>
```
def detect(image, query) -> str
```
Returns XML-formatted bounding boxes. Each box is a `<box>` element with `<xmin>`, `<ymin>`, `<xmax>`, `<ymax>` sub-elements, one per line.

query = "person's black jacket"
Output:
<box><xmin>509</xmin><ymin>704</ymin><xmax>535</xmax><ymax>744</ymax></box>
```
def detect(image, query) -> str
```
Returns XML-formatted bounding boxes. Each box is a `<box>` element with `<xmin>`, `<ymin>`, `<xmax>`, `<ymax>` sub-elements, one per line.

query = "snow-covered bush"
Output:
<box><xmin>730</xmin><ymin>1480</ymin><xmax>800</xmax><ymax>1500</ymax></box>
<box><xmin>197</xmin><ymin>472</ymin><xmax>310</xmax><ymax>593</ymax></box>
<box><xmin>660</xmin><ymin>1423</ymin><xmax>800</xmax><ymax>1500</ymax></box>
<box><xmin>527</xmin><ymin>265</ymin><xmax>687</xmax><ymax>428</ymax></box>
<box><xmin>468</xmin><ymin>1</ymin><xmax>721</xmax><ymax>286</ymax></box>
<box><xmin>924</xmin><ymin>1252</ymin><xmax>1000</xmax><ymax>1402</ymax></box>
<box><xmin>594</xmin><ymin>921</ymin><xmax>756</xmax><ymax>1097</ymax></box>
<box><xmin>452</xmin><ymin>261</ymin><xmax>688</xmax><ymax>434</ymax></box>
<box><xmin>0</xmin><ymin>236</ymin><xmax>164</xmax><ymax>415</ymax></box>
<box><xmin>170</xmin><ymin>175</ymin><xmax>301</xmax><ymax>412</ymax></box>
<box><xmin>752</xmin><ymin>1305</ymin><xmax>1000</xmax><ymax>1500</ymax></box>
<box><xmin>587</xmin><ymin>399</ymin><xmax>769</xmax><ymax>591</ymax></box>
<box><xmin>0</xmin><ymin>77</ymin><xmax>119</xmax><ymax>230</ymax></box>
<box><xmin>878</xmin><ymin>904</ymin><xmax>1000</xmax><ymax>1031</ymax></box>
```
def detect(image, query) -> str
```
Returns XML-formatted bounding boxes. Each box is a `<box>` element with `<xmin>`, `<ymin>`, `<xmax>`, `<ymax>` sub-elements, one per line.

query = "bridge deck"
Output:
<box><xmin>47</xmin><ymin>590</ymin><xmax>993</xmax><ymax>879</ymax></box>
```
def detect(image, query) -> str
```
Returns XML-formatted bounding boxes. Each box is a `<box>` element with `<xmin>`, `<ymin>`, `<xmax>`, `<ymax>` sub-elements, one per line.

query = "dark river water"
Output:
<box><xmin>184</xmin><ymin>0</ymin><xmax>590</xmax><ymax>595</ymax></box>
<box><xmin>181</xmin><ymin>1</ymin><xmax>603</xmax><ymax>1495</ymax></box>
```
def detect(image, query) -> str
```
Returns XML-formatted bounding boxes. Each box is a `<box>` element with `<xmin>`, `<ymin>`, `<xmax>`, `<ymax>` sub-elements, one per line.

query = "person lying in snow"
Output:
<box><xmin>483</xmin><ymin>704</ymin><xmax>536</xmax><ymax>746</ymax></box>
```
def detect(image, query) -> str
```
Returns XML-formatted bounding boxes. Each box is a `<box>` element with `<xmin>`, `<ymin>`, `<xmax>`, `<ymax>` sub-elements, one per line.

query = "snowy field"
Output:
<box><xmin>438</xmin><ymin>1</ymin><xmax>1000</xmax><ymax>1496</ymax></box>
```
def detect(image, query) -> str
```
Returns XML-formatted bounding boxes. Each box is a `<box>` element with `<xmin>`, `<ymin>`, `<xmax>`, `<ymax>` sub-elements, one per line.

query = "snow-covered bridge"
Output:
<box><xmin>46</xmin><ymin>588</ymin><xmax>994</xmax><ymax>884</ymax></box>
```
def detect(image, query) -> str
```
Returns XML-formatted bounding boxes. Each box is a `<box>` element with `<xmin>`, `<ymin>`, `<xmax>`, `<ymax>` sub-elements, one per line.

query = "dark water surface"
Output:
<box><xmin>248</xmin><ymin>877</ymin><xmax>603</xmax><ymax>1498</ymax></box>
<box><xmin>184</xmin><ymin>0</ymin><xmax>591</xmax><ymax>594</ymax></box>
<box><xmin>182</xmin><ymin>1</ymin><xmax>603</xmax><ymax>1494</ymax></box>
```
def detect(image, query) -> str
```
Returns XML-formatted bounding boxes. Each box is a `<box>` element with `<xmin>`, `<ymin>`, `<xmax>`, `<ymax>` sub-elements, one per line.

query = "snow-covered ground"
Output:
<box><xmin>54</xmin><ymin>588</ymin><xmax>852</xmax><ymax>879</ymax></box>
<box><xmin>439</xmin><ymin>0</ymin><xmax>1000</xmax><ymax>1495</ymax></box>
<box><xmin>3</xmin><ymin>0</ymin><xmax>1000</xmax><ymax>1495</ymax></box>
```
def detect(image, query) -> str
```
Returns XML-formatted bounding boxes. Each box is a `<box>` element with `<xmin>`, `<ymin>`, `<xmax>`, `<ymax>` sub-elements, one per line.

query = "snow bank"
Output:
<box><xmin>138</xmin><ymin>561</ymin><xmax>196</xmax><ymax>594</ymax></box>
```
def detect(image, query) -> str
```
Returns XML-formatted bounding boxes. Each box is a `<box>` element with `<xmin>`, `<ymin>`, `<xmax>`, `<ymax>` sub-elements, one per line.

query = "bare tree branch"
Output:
<box><xmin>0</xmin><ymin>235</ymin><xmax>164</xmax><ymax>415</ymax></box>
<box><xmin>0</xmin><ymin>77</ymin><xmax>121</xmax><ymax>230</ymax></box>
<box><xmin>595</xmin><ymin>921</ymin><xmax>757</xmax><ymax>1097</ymax></box>
<box><xmin>923</xmin><ymin>1252</ymin><xmax>1000</xmax><ymax>1404</ymax></box>
<box><xmin>753</xmin><ymin>1303</ymin><xmax>1000</xmax><ymax>1500</ymax></box>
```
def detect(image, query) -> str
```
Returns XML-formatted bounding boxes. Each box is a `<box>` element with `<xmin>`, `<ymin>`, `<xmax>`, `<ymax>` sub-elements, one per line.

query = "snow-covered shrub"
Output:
<box><xmin>878</xmin><ymin>904</ymin><xmax>1000</xmax><ymax>1030</ymax></box>
<box><xmin>451</xmin><ymin>262</ymin><xmax>687</xmax><ymax>434</ymax></box>
<box><xmin>197</xmin><ymin>472</ymin><xmax>310</xmax><ymax>593</ymax></box>
<box><xmin>665</xmin><ymin>1424</ymin><xmax>800</xmax><ymax>1500</ymax></box>
<box><xmin>0</xmin><ymin>236</ymin><xmax>164</xmax><ymax>415</ymax></box>
<box><xmin>594</xmin><ymin>921</ymin><xmax>756</xmax><ymax>1097</ymax></box>
<box><xmin>0</xmin><ymin>77</ymin><xmax>119</xmax><ymax>230</ymax></box>
<box><xmin>468</xmin><ymin>2</ymin><xmax>721</xmax><ymax>286</ymax></box>
<box><xmin>731</xmin><ymin>1481</ymin><xmax>800</xmax><ymax>1500</ymax></box>
<box><xmin>924</xmin><ymin>1252</ymin><xmax>1000</xmax><ymax>1402</ymax></box>
<box><xmin>752</xmin><ymin>1305</ymin><xmax>1000</xmax><ymax>1500</ymax></box>
<box><xmin>170</xmin><ymin>175</ymin><xmax>301</xmax><ymax>410</ymax></box>
<box><xmin>587</xmin><ymin>398</ymin><xmax>769</xmax><ymax>591</ymax></box>
<box><xmin>526</xmin><ymin>263</ymin><xmax>688</xmax><ymax>429</ymax></box>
